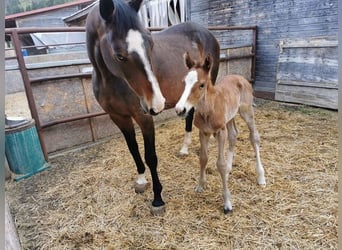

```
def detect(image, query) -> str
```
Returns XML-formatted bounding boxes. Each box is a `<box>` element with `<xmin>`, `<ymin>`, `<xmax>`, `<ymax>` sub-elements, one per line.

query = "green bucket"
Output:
<box><xmin>5</xmin><ymin>119</ymin><xmax>49</xmax><ymax>181</ymax></box>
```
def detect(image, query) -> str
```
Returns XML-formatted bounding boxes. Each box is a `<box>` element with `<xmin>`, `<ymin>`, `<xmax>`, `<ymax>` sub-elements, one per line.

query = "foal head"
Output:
<box><xmin>175</xmin><ymin>52</ymin><xmax>214</xmax><ymax>117</ymax></box>
<box><xmin>99</xmin><ymin>0</ymin><xmax>165</xmax><ymax>115</ymax></box>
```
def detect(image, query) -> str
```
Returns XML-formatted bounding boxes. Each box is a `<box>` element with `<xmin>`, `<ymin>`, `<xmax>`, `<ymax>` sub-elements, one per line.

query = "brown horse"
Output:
<box><xmin>85</xmin><ymin>0</ymin><xmax>220</xmax><ymax>214</ymax></box>
<box><xmin>175</xmin><ymin>52</ymin><xmax>266</xmax><ymax>213</ymax></box>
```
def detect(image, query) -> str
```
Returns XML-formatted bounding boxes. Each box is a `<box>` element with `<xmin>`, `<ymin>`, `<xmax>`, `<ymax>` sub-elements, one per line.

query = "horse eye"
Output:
<box><xmin>199</xmin><ymin>83</ymin><xmax>205</xmax><ymax>89</ymax></box>
<box><xmin>115</xmin><ymin>54</ymin><xmax>126</xmax><ymax>62</ymax></box>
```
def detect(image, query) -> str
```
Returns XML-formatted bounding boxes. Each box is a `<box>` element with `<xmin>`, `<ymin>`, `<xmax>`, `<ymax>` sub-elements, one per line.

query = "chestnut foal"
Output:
<box><xmin>175</xmin><ymin>52</ymin><xmax>266</xmax><ymax>213</ymax></box>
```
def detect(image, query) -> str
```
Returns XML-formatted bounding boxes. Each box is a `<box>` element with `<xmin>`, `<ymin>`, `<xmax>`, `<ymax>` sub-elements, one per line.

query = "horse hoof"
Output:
<box><xmin>195</xmin><ymin>185</ymin><xmax>204</xmax><ymax>193</ymax></box>
<box><xmin>134</xmin><ymin>183</ymin><xmax>148</xmax><ymax>193</ymax></box>
<box><xmin>224</xmin><ymin>207</ymin><xmax>232</xmax><ymax>214</ymax></box>
<box><xmin>150</xmin><ymin>205</ymin><xmax>165</xmax><ymax>216</ymax></box>
<box><xmin>257</xmin><ymin>178</ymin><xmax>266</xmax><ymax>186</ymax></box>
<box><xmin>178</xmin><ymin>149</ymin><xmax>189</xmax><ymax>156</ymax></box>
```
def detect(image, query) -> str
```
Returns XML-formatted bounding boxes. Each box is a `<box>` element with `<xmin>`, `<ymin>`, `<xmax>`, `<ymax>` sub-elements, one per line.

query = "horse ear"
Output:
<box><xmin>129</xmin><ymin>0</ymin><xmax>143</xmax><ymax>12</ymax></box>
<box><xmin>203</xmin><ymin>54</ymin><xmax>213</xmax><ymax>73</ymax></box>
<box><xmin>184</xmin><ymin>52</ymin><xmax>195</xmax><ymax>70</ymax></box>
<box><xmin>100</xmin><ymin>0</ymin><xmax>115</xmax><ymax>22</ymax></box>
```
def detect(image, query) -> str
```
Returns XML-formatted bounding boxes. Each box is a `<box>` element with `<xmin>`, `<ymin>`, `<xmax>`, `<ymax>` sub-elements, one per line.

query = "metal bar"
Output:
<box><xmin>41</xmin><ymin>112</ymin><xmax>107</xmax><ymax>129</ymax></box>
<box><xmin>10</xmin><ymin>30</ymin><xmax>49</xmax><ymax>161</ymax></box>
<box><xmin>5</xmin><ymin>27</ymin><xmax>85</xmax><ymax>34</ymax></box>
<box><xmin>148</xmin><ymin>25</ymin><xmax>256</xmax><ymax>32</ymax></box>
<box><xmin>81</xmin><ymin>78</ymin><xmax>98</xmax><ymax>142</ymax></box>
<box><xmin>30</xmin><ymin>72</ymin><xmax>91</xmax><ymax>83</ymax></box>
<box><xmin>251</xmin><ymin>28</ymin><xmax>257</xmax><ymax>85</ymax></box>
<box><xmin>21</xmin><ymin>41</ymin><xmax>86</xmax><ymax>50</ymax></box>
<box><xmin>220</xmin><ymin>53</ymin><xmax>255</xmax><ymax>62</ymax></box>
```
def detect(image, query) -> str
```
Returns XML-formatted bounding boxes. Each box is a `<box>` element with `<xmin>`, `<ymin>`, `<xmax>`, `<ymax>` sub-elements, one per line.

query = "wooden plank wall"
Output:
<box><xmin>188</xmin><ymin>0</ymin><xmax>338</xmax><ymax>103</ymax></box>
<box><xmin>275</xmin><ymin>37</ymin><xmax>338</xmax><ymax>109</ymax></box>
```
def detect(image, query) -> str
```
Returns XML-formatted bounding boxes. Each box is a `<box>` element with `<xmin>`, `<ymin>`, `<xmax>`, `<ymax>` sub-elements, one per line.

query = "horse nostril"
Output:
<box><xmin>149</xmin><ymin>108</ymin><xmax>160</xmax><ymax>116</ymax></box>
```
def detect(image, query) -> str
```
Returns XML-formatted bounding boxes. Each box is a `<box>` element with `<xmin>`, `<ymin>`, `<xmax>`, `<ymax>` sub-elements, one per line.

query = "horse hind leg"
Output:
<box><xmin>216</xmin><ymin>127</ymin><xmax>232</xmax><ymax>214</ymax></box>
<box><xmin>179</xmin><ymin>107</ymin><xmax>194</xmax><ymax>155</ymax></box>
<box><xmin>239</xmin><ymin>106</ymin><xmax>266</xmax><ymax>186</ymax></box>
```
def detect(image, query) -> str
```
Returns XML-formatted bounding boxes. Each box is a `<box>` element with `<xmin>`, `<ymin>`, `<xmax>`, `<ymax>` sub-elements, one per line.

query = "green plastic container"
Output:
<box><xmin>5</xmin><ymin>119</ymin><xmax>49</xmax><ymax>181</ymax></box>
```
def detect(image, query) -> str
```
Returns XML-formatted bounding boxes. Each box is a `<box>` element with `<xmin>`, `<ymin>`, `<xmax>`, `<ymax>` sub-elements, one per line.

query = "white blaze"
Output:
<box><xmin>126</xmin><ymin>29</ymin><xmax>165</xmax><ymax>113</ymax></box>
<box><xmin>175</xmin><ymin>70</ymin><xmax>198</xmax><ymax>113</ymax></box>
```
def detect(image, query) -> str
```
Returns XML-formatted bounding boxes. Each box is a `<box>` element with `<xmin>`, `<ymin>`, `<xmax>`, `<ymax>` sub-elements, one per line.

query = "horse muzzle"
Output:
<box><xmin>140</xmin><ymin>99</ymin><xmax>163</xmax><ymax>116</ymax></box>
<box><xmin>175</xmin><ymin>106</ymin><xmax>187</xmax><ymax>117</ymax></box>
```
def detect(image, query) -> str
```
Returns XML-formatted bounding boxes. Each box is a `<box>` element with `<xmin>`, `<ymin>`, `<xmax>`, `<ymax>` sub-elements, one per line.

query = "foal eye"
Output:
<box><xmin>199</xmin><ymin>83</ymin><xmax>205</xmax><ymax>89</ymax></box>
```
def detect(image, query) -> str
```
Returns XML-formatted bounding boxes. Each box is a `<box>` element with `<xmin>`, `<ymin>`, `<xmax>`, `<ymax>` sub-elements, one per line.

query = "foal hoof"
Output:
<box><xmin>150</xmin><ymin>205</ymin><xmax>166</xmax><ymax>216</ymax></box>
<box><xmin>134</xmin><ymin>182</ymin><xmax>148</xmax><ymax>193</ymax></box>
<box><xmin>224</xmin><ymin>207</ymin><xmax>232</xmax><ymax>214</ymax></box>
<box><xmin>178</xmin><ymin>149</ymin><xmax>189</xmax><ymax>156</ymax></box>
<box><xmin>257</xmin><ymin>176</ymin><xmax>267</xmax><ymax>186</ymax></box>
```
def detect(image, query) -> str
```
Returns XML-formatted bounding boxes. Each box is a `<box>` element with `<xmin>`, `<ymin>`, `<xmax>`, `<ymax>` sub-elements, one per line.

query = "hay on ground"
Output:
<box><xmin>5</xmin><ymin>99</ymin><xmax>338</xmax><ymax>249</ymax></box>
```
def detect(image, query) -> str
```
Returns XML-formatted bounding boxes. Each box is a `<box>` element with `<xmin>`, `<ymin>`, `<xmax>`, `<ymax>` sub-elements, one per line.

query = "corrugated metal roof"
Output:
<box><xmin>5</xmin><ymin>0</ymin><xmax>95</xmax><ymax>21</ymax></box>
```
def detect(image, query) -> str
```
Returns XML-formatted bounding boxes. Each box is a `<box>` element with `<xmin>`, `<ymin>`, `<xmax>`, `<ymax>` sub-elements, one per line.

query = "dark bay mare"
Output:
<box><xmin>86</xmin><ymin>0</ymin><xmax>220</xmax><ymax>214</ymax></box>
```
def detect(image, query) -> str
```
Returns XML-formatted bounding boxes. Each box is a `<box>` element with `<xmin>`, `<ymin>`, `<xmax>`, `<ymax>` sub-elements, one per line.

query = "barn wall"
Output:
<box><xmin>188</xmin><ymin>0</ymin><xmax>338</xmax><ymax>105</ymax></box>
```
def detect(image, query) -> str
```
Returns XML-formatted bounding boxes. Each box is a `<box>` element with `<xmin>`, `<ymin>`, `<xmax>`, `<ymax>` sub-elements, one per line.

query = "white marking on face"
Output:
<box><xmin>175</xmin><ymin>70</ymin><xmax>198</xmax><ymax>114</ymax></box>
<box><xmin>126</xmin><ymin>29</ymin><xmax>165</xmax><ymax>113</ymax></box>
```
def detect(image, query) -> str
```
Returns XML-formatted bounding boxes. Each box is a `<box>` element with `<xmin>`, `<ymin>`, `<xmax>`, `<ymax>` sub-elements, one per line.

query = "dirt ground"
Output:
<box><xmin>5</xmin><ymin>99</ymin><xmax>338</xmax><ymax>249</ymax></box>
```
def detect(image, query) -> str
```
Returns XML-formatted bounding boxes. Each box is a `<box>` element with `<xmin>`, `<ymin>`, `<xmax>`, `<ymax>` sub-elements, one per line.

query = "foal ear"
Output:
<box><xmin>203</xmin><ymin>53</ymin><xmax>213</xmax><ymax>73</ymax></box>
<box><xmin>183</xmin><ymin>52</ymin><xmax>195</xmax><ymax>69</ymax></box>
<box><xmin>129</xmin><ymin>0</ymin><xmax>144</xmax><ymax>12</ymax></box>
<box><xmin>100</xmin><ymin>0</ymin><xmax>115</xmax><ymax>22</ymax></box>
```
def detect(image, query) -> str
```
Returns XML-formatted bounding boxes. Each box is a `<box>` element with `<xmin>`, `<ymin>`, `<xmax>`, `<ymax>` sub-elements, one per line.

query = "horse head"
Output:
<box><xmin>99</xmin><ymin>0</ymin><xmax>165</xmax><ymax>115</ymax></box>
<box><xmin>175</xmin><ymin>52</ymin><xmax>214</xmax><ymax>117</ymax></box>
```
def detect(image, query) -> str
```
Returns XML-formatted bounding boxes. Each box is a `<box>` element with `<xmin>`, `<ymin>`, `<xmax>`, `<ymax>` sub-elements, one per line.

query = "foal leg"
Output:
<box><xmin>222</xmin><ymin>122</ymin><xmax>238</xmax><ymax>213</ymax></box>
<box><xmin>179</xmin><ymin>107</ymin><xmax>194</xmax><ymax>155</ymax></box>
<box><xmin>110</xmin><ymin>114</ymin><xmax>148</xmax><ymax>193</ymax></box>
<box><xmin>227</xmin><ymin>120</ymin><xmax>238</xmax><ymax>174</ymax></box>
<box><xmin>195</xmin><ymin>130</ymin><xmax>210</xmax><ymax>192</ymax></box>
<box><xmin>239</xmin><ymin>106</ymin><xmax>266</xmax><ymax>186</ymax></box>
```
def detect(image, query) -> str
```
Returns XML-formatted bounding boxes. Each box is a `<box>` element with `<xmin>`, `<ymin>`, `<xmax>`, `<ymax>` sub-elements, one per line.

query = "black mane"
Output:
<box><xmin>111</xmin><ymin>0</ymin><xmax>144</xmax><ymax>38</ymax></box>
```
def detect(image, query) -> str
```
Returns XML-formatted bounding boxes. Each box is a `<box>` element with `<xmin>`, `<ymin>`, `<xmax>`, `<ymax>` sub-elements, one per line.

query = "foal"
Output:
<box><xmin>175</xmin><ymin>52</ymin><xmax>266</xmax><ymax>213</ymax></box>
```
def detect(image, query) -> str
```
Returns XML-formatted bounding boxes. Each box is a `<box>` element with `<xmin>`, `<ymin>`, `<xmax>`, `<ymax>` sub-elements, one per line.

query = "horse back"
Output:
<box><xmin>154</xmin><ymin>22</ymin><xmax>220</xmax><ymax>83</ymax></box>
<box><xmin>217</xmin><ymin>75</ymin><xmax>254</xmax><ymax>107</ymax></box>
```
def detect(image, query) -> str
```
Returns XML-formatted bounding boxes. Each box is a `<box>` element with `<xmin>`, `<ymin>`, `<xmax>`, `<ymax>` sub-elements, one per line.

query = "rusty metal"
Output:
<box><xmin>30</xmin><ymin>72</ymin><xmax>91</xmax><ymax>83</ymax></box>
<box><xmin>251</xmin><ymin>28</ymin><xmax>257</xmax><ymax>84</ymax></box>
<box><xmin>5</xmin><ymin>25</ymin><xmax>257</xmax><ymax>160</ymax></box>
<box><xmin>220</xmin><ymin>53</ymin><xmax>254</xmax><ymax>61</ymax></box>
<box><xmin>41</xmin><ymin>111</ymin><xmax>106</xmax><ymax>129</ymax></box>
<box><xmin>10</xmin><ymin>30</ymin><xmax>49</xmax><ymax>161</ymax></box>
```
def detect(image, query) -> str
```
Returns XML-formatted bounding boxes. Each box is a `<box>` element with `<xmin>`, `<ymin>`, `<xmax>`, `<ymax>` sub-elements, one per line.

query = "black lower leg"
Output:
<box><xmin>144</xmin><ymin>135</ymin><xmax>164</xmax><ymax>207</ymax></box>
<box><xmin>185</xmin><ymin>107</ymin><xmax>194</xmax><ymax>132</ymax></box>
<box><xmin>122</xmin><ymin>131</ymin><xmax>146</xmax><ymax>175</ymax></box>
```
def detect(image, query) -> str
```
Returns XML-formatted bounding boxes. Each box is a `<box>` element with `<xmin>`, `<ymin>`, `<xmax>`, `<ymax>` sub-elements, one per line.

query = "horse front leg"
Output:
<box><xmin>179</xmin><ymin>107</ymin><xmax>194</xmax><ymax>155</ymax></box>
<box><xmin>216</xmin><ymin>127</ymin><xmax>232</xmax><ymax>214</ymax></box>
<box><xmin>135</xmin><ymin>115</ymin><xmax>165</xmax><ymax>215</ymax></box>
<box><xmin>110</xmin><ymin>115</ymin><xmax>148</xmax><ymax>193</ymax></box>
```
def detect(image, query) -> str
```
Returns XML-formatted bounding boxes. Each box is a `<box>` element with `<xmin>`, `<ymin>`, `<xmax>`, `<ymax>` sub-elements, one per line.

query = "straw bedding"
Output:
<box><xmin>5</xmin><ymin>99</ymin><xmax>337</xmax><ymax>249</ymax></box>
